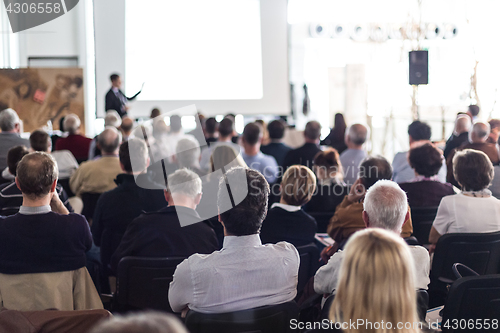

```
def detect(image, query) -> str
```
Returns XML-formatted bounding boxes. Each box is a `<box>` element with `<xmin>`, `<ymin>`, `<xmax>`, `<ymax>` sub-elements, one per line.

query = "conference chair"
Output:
<box><xmin>307</xmin><ymin>212</ymin><xmax>334</xmax><ymax>233</ymax></box>
<box><xmin>428</xmin><ymin>231</ymin><xmax>500</xmax><ymax>308</ymax></box>
<box><xmin>114</xmin><ymin>256</ymin><xmax>186</xmax><ymax>312</ymax></box>
<box><xmin>185</xmin><ymin>301</ymin><xmax>299</xmax><ymax>333</ymax></box>
<box><xmin>296</xmin><ymin>243</ymin><xmax>321</xmax><ymax>296</ymax></box>
<box><xmin>441</xmin><ymin>274</ymin><xmax>500</xmax><ymax>332</ymax></box>
<box><xmin>410</xmin><ymin>206</ymin><xmax>438</xmax><ymax>245</ymax></box>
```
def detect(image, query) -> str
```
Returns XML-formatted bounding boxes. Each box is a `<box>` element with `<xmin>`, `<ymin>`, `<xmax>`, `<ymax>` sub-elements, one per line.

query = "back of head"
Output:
<box><xmin>455</xmin><ymin>115</ymin><xmax>472</xmax><ymax>134</ymax></box>
<box><xmin>167</xmin><ymin>168</ymin><xmax>202</xmax><ymax>199</ymax></box>
<box><xmin>0</xmin><ymin>108</ymin><xmax>20</xmax><ymax>132</ymax></box>
<box><xmin>363</xmin><ymin>180</ymin><xmax>408</xmax><ymax>233</ymax></box>
<box><xmin>98</xmin><ymin>127</ymin><xmax>121</xmax><ymax>154</ymax></box>
<box><xmin>16</xmin><ymin>152</ymin><xmax>58</xmax><ymax>199</ymax></box>
<box><xmin>176</xmin><ymin>137</ymin><xmax>201</xmax><ymax>167</ymax></box>
<box><xmin>469</xmin><ymin>104</ymin><xmax>480</xmax><ymax>117</ymax></box>
<box><xmin>358</xmin><ymin>156</ymin><xmax>392</xmax><ymax>189</ymax></box>
<box><xmin>408</xmin><ymin>143</ymin><xmax>443</xmax><ymax>177</ymax></box>
<box><xmin>347</xmin><ymin>124</ymin><xmax>368</xmax><ymax>146</ymax></box>
<box><xmin>205</xmin><ymin>117</ymin><xmax>218</xmax><ymax>135</ymax></box>
<box><xmin>332</xmin><ymin>113</ymin><xmax>347</xmax><ymax>140</ymax></box>
<box><xmin>489</xmin><ymin>119</ymin><xmax>500</xmax><ymax>131</ymax></box>
<box><xmin>210</xmin><ymin>145</ymin><xmax>246</xmax><ymax>172</ymax></box>
<box><xmin>242</xmin><ymin>122</ymin><xmax>261</xmax><ymax>146</ymax></box>
<box><xmin>313</xmin><ymin>148</ymin><xmax>343</xmax><ymax>180</ymax></box>
<box><xmin>281</xmin><ymin>165</ymin><xmax>316</xmax><ymax>206</ymax></box>
<box><xmin>331</xmin><ymin>228</ymin><xmax>418</xmax><ymax>333</ymax></box>
<box><xmin>150</xmin><ymin>108</ymin><xmax>161</xmax><ymax>119</ymax></box>
<box><xmin>470</xmin><ymin>121</ymin><xmax>490</xmax><ymax>143</ymax></box>
<box><xmin>267</xmin><ymin>120</ymin><xmax>286</xmax><ymax>140</ymax></box>
<box><xmin>89</xmin><ymin>312</ymin><xmax>188</xmax><ymax>333</ymax></box>
<box><xmin>29</xmin><ymin>130</ymin><xmax>50</xmax><ymax>152</ymax></box>
<box><xmin>304</xmin><ymin>121</ymin><xmax>321</xmax><ymax>141</ymax></box>
<box><xmin>218</xmin><ymin>167</ymin><xmax>269</xmax><ymax>236</ymax></box>
<box><xmin>63</xmin><ymin>113</ymin><xmax>81</xmax><ymax>134</ymax></box>
<box><xmin>407</xmin><ymin>120</ymin><xmax>431</xmax><ymax>141</ymax></box>
<box><xmin>7</xmin><ymin>146</ymin><xmax>29</xmax><ymax>175</ymax></box>
<box><xmin>121</xmin><ymin>117</ymin><xmax>134</xmax><ymax>133</ymax></box>
<box><xmin>453</xmin><ymin>149</ymin><xmax>493</xmax><ymax>191</ymax></box>
<box><xmin>218</xmin><ymin>118</ymin><xmax>234</xmax><ymax>138</ymax></box>
<box><xmin>105</xmin><ymin>110</ymin><xmax>122</xmax><ymax>128</ymax></box>
<box><xmin>119</xmin><ymin>138</ymin><xmax>148</xmax><ymax>173</ymax></box>
<box><xmin>169</xmin><ymin>115</ymin><xmax>182</xmax><ymax>133</ymax></box>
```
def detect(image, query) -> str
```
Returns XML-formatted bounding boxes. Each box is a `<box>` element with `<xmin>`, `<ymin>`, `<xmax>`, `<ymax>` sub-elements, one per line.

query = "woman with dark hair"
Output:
<box><xmin>399</xmin><ymin>143</ymin><xmax>455</xmax><ymax>207</ymax></box>
<box><xmin>321</xmin><ymin>113</ymin><xmax>347</xmax><ymax>154</ymax></box>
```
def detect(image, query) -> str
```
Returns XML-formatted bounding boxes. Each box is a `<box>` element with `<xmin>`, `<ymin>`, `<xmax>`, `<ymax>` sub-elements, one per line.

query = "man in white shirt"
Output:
<box><xmin>314</xmin><ymin>179</ymin><xmax>430</xmax><ymax>296</ymax></box>
<box><xmin>168</xmin><ymin>167</ymin><xmax>299</xmax><ymax>314</ymax></box>
<box><xmin>339</xmin><ymin>124</ymin><xmax>368</xmax><ymax>185</ymax></box>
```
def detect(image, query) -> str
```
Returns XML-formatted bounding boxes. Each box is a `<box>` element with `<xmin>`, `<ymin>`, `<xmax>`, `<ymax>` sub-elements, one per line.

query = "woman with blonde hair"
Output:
<box><xmin>328</xmin><ymin>228</ymin><xmax>423</xmax><ymax>333</ymax></box>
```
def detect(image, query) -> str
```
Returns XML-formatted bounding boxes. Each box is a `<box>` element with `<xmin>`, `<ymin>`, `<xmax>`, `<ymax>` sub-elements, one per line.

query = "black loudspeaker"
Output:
<box><xmin>409</xmin><ymin>50</ymin><xmax>428</xmax><ymax>85</ymax></box>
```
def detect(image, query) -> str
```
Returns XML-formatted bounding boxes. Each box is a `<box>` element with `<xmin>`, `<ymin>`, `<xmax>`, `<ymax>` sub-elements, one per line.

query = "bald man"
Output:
<box><xmin>444</xmin><ymin>114</ymin><xmax>472</xmax><ymax>159</ymax></box>
<box><xmin>120</xmin><ymin>117</ymin><xmax>134</xmax><ymax>141</ymax></box>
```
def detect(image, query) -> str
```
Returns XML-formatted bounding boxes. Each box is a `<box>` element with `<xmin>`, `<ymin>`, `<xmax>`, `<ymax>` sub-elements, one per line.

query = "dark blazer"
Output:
<box><xmin>443</xmin><ymin>132</ymin><xmax>469</xmax><ymax>159</ymax></box>
<box><xmin>399</xmin><ymin>180</ymin><xmax>455</xmax><ymax>208</ymax></box>
<box><xmin>261</xmin><ymin>142</ymin><xmax>292</xmax><ymax>167</ymax></box>
<box><xmin>304</xmin><ymin>182</ymin><xmax>349</xmax><ymax>213</ymax></box>
<box><xmin>110</xmin><ymin>205</ymin><xmax>219</xmax><ymax>273</ymax></box>
<box><xmin>105</xmin><ymin>88</ymin><xmax>141</xmax><ymax>118</ymax></box>
<box><xmin>282</xmin><ymin>143</ymin><xmax>321</xmax><ymax>171</ymax></box>
<box><xmin>260</xmin><ymin>206</ymin><xmax>317</xmax><ymax>247</ymax></box>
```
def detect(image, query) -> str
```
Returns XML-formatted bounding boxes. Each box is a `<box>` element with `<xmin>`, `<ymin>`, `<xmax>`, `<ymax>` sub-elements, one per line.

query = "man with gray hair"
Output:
<box><xmin>339</xmin><ymin>124</ymin><xmax>368</xmax><ymax>185</ymax></box>
<box><xmin>88</xmin><ymin>110</ymin><xmax>123</xmax><ymax>160</ymax></box>
<box><xmin>54</xmin><ymin>113</ymin><xmax>92</xmax><ymax>163</ymax></box>
<box><xmin>0</xmin><ymin>108</ymin><xmax>29</xmax><ymax>175</ymax></box>
<box><xmin>174</xmin><ymin>137</ymin><xmax>204</xmax><ymax>176</ymax></box>
<box><xmin>111</xmin><ymin>167</ymin><xmax>218</xmax><ymax>273</ymax></box>
<box><xmin>314</xmin><ymin>179</ymin><xmax>430</xmax><ymax>296</ymax></box>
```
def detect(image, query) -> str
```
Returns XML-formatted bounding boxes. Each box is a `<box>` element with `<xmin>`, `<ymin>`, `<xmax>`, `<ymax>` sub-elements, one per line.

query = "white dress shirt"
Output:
<box><xmin>168</xmin><ymin>234</ymin><xmax>299</xmax><ymax>314</ymax></box>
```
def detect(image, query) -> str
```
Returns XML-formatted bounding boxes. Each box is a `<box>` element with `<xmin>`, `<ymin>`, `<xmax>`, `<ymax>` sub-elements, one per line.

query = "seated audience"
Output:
<box><xmin>327</xmin><ymin>156</ymin><xmax>413</xmax><ymax>250</ymax></box>
<box><xmin>174</xmin><ymin>137</ymin><xmax>205</xmax><ymax>176</ymax></box>
<box><xmin>200</xmin><ymin>118</ymin><xmax>241</xmax><ymax>171</ymax></box>
<box><xmin>393</xmin><ymin>120</ymin><xmax>446</xmax><ymax>183</ymax></box>
<box><xmin>446</xmin><ymin>121</ymin><xmax>500</xmax><ymax>187</ymax></box>
<box><xmin>111</xmin><ymin>168</ymin><xmax>218</xmax><ymax>273</ymax></box>
<box><xmin>0</xmin><ymin>145</ymin><xmax>73</xmax><ymax>216</ymax></box>
<box><xmin>166</xmin><ymin>115</ymin><xmax>196</xmax><ymax>155</ymax></box>
<box><xmin>320</xmin><ymin>113</ymin><xmax>348</xmax><ymax>154</ymax></box>
<box><xmin>430</xmin><ymin>149</ymin><xmax>500</xmax><ymax>250</ymax></box>
<box><xmin>467</xmin><ymin>104</ymin><xmax>480</xmax><ymax>122</ymax></box>
<box><xmin>399</xmin><ymin>143</ymin><xmax>455</xmax><ymax>207</ymax></box>
<box><xmin>255</xmin><ymin>119</ymin><xmax>270</xmax><ymax>145</ymax></box>
<box><xmin>444</xmin><ymin>114</ymin><xmax>471</xmax><ymax>159</ymax></box>
<box><xmin>187</xmin><ymin>112</ymin><xmax>206</xmax><ymax>147</ymax></box>
<box><xmin>88</xmin><ymin>110</ymin><xmax>122</xmax><ymax>160</ymax></box>
<box><xmin>241</xmin><ymin>122</ymin><xmax>278</xmax><ymax>184</ymax></box>
<box><xmin>150</xmin><ymin>108</ymin><xmax>161</xmax><ymax>119</ymax></box>
<box><xmin>55</xmin><ymin>114</ymin><xmax>92</xmax><ymax>163</ymax></box>
<box><xmin>1</xmin><ymin>145</ymin><xmax>28</xmax><ymax>184</ymax></box>
<box><xmin>305</xmin><ymin>149</ymin><xmax>349</xmax><ymax>214</ymax></box>
<box><xmin>260</xmin><ymin>119</ymin><xmax>292</xmax><ymax>167</ymax></box>
<box><xmin>204</xmin><ymin>117</ymin><xmax>219</xmax><ymax>146</ymax></box>
<box><xmin>169</xmin><ymin>167</ymin><xmax>299</xmax><ymax>314</ymax></box>
<box><xmin>0</xmin><ymin>109</ymin><xmax>30</xmax><ymax>178</ymax></box>
<box><xmin>70</xmin><ymin>127</ymin><xmax>123</xmax><ymax>196</ymax></box>
<box><xmin>0</xmin><ymin>152</ymin><xmax>102</xmax><ymax>311</ymax></box>
<box><xmin>283</xmin><ymin>121</ymin><xmax>322</xmax><ymax>171</ymax></box>
<box><xmin>315</xmin><ymin>180</ymin><xmax>430</xmax><ymax>297</ymax></box>
<box><xmin>339</xmin><ymin>124</ymin><xmax>368</xmax><ymax>185</ymax></box>
<box><xmin>89</xmin><ymin>312</ymin><xmax>188</xmax><ymax>333</ymax></box>
<box><xmin>260</xmin><ymin>165</ymin><xmax>317</xmax><ymax>247</ymax></box>
<box><xmin>92</xmin><ymin>138</ymin><xmax>165</xmax><ymax>278</ymax></box>
<box><xmin>120</xmin><ymin>116</ymin><xmax>134</xmax><ymax>141</ymax></box>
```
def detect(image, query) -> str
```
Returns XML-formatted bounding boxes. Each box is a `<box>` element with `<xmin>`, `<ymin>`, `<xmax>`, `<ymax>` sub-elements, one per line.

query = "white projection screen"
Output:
<box><xmin>94</xmin><ymin>0</ymin><xmax>289</xmax><ymax>118</ymax></box>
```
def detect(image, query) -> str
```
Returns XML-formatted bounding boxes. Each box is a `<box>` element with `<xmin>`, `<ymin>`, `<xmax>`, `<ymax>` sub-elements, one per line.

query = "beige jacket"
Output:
<box><xmin>69</xmin><ymin>156</ymin><xmax>122</xmax><ymax>196</ymax></box>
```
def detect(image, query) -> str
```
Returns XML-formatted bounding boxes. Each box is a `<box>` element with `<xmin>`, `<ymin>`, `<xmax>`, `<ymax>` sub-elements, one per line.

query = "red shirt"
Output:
<box><xmin>54</xmin><ymin>134</ymin><xmax>92</xmax><ymax>161</ymax></box>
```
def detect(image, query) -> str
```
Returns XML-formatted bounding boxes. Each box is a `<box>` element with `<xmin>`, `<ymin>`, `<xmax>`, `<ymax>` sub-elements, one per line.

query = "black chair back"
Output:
<box><xmin>185</xmin><ymin>301</ymin><xmax>299</xmax><ymax>333</ymax></box>
<box><xmin>296</xmin><ymin>243</ymin><xmax>320</xmax><ymax>295</ymax></box>
<box><xmin>81</xmin><ymin>192</ymin><xmax>102</xmax><ymax>222</ymax></box>
<box><xmin>441</xmin><ymin>275</ymin><xmax>500</xmax><ymax>332</ymax></box>
<box><xmin>115</xmin><ymin>256</ymin><xmax>185</xmax><ymax>312</ymax></box>
<box><xmin>307</xmin><ymin>213</ymin><xmax>333</xmax><ymax>234</ymax></box>
<box><xmin>410</xmin><ymin>206</ymin><xmax>438</xmax><ymax>245</ymax></box>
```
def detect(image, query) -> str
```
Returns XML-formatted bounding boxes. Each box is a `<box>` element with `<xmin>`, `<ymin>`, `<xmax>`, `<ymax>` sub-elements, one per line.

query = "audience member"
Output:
<box><xmin>0</xmin><ymin>152</ymin><xmax>101</xmax><ymax>311</ymax></box>
<box><xmin>260</xmin><ymin>119</ymin><xmax>292</xmax><ymax>167</ymax></box>
<box><xmin>174</xmin><ymin>137</ymin><xmax>204</xmax><ymax>177</ymax></box>
<box><xmin>339</xmin><ymin>124</ymin><xmax>368</xmax><ymax>185</ymax></box>
<box><xmin>169</xmin><ymin>167</ymin><xmax>299</xmax><ymax>314</ymax></box>
<box><xmin>0</xmin><ymin>109</ymin><xmax>30</xmax><ymax>174</ymax></box>
<box><xmin>283</xmin><ymin>121</ymin><xmax>322</xmax><ymax>171</ymax></box>
<box><xmin>70</xmin><ymin>127</ymin><xmax>122</xmax><ymax>196</ymax></box>
<box><xmin>255</xmin><ymin>119</ymin><xmax>270</xmax><ymax>145</ymax></box>
<box><xmin>467</xmin><ymin>104</ymin><xmax>480</xmax><ymax>122</ymax></box>
<box><xmin>187</xmin><ymin>112</ymin><xmax>206</xmax><ymax>147</ymax></box>
<box><xmin>167</xmin><ymin>115</ymin><xmax>194</xmax><ymax>155</ymax></box>
<box><xmin>88</xmin><ymin>110</ymin><xmax>122</xmax><ymax>160</ymax></box>
<box><xmin>111</xmin><ymin>168</ymin><xmax>218</xmax><ymax>273</ymax></box>
<box><xmin>443</xmin><ymin>114</ymin><xmax>471</xmax><ymax>159</ymax></box>
<box><xmin>315</xmin><ymin>180</ymin><xmax>430</xmax><ymax>297</ymax></box>
<box><xmin>54</xmin><ymin>114</ymin><xmax>92</xmax><ymax>163</ymax></box>
<box><xmin>89</xmin><ymin>312</ymin><xmax>188</xmax><ymax>333</ymax></box>
<box><xmin>150</xmin><ymin>108</ymin><xmax>161</xmax><ymax>119</ymax></box>
<box><xmin>199</xmin><ymin>118</ymin><xmax>241</xmax><ymax>170</ymax></box>
<box><xmin>305</xmin><ymin>149</ymin><xmax>349</xmax><ymax>214</ymax></box>
<box><xmin>446</xmin><ymin>121</ymin><xmax>500</xmax><ymax>187</ymax></box>
<box><xmin>430</xmin><ymin>149</ymin><xmax>500</xmax><ymax>251</ymax></box>
<box><xmin>392</xmin><ymin>120</ymin><xmax>446</xmax><ymax>183</ymax></box>
<box><xmin>260</xmin><ymin>165</ymin><xmax>317</xmax><ymax>246</ymax></box>
<box><xmin>204</xmin><ymin>117</ymin><xmax>219</xmax><ymax>146</ymax></box>
<box><xmin>241</xmin><ymin>122</ymin><xmax>279</xmax><ymax>184</ymax></box>
<box><xmin>320</xmin><ymin>113</ymin><xmax>348</xmax><ymax>154</ymax></box>
<box><xmin>399</xmin><ymin>143</ymin><xmax>455</xmax><ymax>207</ymax></box>
<box><xmin>120</xmin><ymin>116</ymin><xmax>134</xmax><ymax>141</ymax></box>
<box><xmin>487</xmin><ymin>118</ymin><xmax>500</xmax><ymax>144</ymax></box>
<box><xmin>92</xmin><ymin>139</ymin><xmax>165</xmax><ymax>278</ymax></box>
<box><xmin>225</xmin><ymin>113</ymin><xmax>240</xmax><ymax>144</ymax></box>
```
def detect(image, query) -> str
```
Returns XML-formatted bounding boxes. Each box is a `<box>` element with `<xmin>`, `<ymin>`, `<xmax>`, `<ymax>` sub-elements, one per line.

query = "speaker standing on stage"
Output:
<box><xmin>105</xmin><ymin>73</ymin><xmax>142</xmax><ymax>118</ymax></box>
